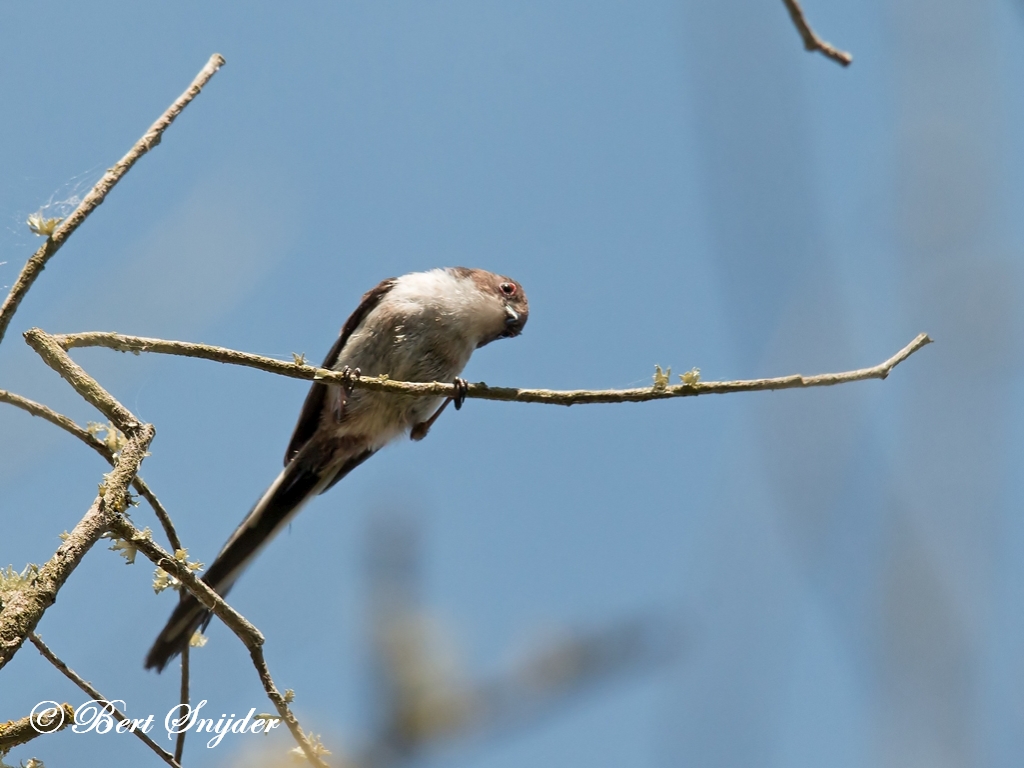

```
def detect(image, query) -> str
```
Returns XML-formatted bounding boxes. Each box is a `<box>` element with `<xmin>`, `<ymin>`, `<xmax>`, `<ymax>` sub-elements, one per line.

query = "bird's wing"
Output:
<box><xmin>284</xmin><ymin>276</ymin><xmax>397</xmax><ymax>464</ymax></box>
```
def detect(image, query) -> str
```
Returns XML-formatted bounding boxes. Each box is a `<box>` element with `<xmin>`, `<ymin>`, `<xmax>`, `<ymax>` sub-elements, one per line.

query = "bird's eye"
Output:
<box><xmin>500</xmin><ymin>282</ymin><xmax>516</xmax><ymax>296</ymax></box>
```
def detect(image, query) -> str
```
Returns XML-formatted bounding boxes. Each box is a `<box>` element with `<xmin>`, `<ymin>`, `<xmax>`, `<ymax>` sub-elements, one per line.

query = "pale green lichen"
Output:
<box><xmin>27</xmin><ymin>212</ymin><xmax>62</xmax><ymax>237</ymax></box>
<box><xmin>153</xmin><ymin>548</ymin><xmax>204</xmax><ymax>594</ymax></box>
<box><xmin>289</xmin><ymin>731</ymin><xmax>331</xmax><ymax>761</ymax></box>
<box><xmin>652</xmin><ymin>365</ymin><xmax>671</xmax><ymax>391</ymax></box>
<box><xmin>0</xmin><ymin>753</ymin><xmax>45</xmax><ymax>768</ymax></box>
<box><xmin>104</xmin><ymin>527</ymin><xmax>151</xmax><ymax>565</ymax></box>
<box><xmin>86</xmin><ymin>421</ymin><xmax>127</xmax><ymax>456</ymax></box>
<box><xmin>0</xmin><ymin>564</ymin><xmax>40</xmax><ymax>598</ymax></box>
<box><xmin>152</xmin><ymin>569</ymin><xmax>176</xmax><ymax>594</ymax></box>
<box><xmin>0</xmin><ymin>564</ymin><xmax>40</xmax><ymax>613</ymax></box>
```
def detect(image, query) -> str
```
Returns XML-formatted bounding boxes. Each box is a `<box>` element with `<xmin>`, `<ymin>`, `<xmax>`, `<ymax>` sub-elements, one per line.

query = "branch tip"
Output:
<box><xmin>782</xmin><ymin>0</ymin><xmax>852</xmax><ymax>66</ymax></box>
<box><xmin>0</xmin><ymin>54</ymin><xmax>225</xmax><ymax>346</ymax></box>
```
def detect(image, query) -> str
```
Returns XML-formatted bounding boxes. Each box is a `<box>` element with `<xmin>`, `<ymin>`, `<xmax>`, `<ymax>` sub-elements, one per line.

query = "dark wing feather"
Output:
<box><xmin>284</xmin><ymin>277</ymin><xmax>397</xmax><ymax>464</ymax></box>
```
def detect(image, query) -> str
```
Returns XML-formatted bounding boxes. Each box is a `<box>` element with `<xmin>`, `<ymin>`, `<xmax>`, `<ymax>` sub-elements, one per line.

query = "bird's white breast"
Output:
<box><xmin>330</xmin><ymin>268</ymin><xmax>501</xmax><ymax>447</ymax></box>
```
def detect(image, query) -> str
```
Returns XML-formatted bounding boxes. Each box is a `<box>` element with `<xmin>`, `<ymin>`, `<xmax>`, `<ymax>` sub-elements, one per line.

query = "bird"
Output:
<box><xmin>145</xmin><ymin>267</ymin><xmax>529</xmax><ymax>671</ymax></box>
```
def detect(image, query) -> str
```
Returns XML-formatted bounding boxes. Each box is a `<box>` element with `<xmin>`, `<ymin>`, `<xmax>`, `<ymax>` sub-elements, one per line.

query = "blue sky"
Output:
<box><xmin>2</xmin><ymin>2</ymin><xmax>1024</xmax><ymax>767</ymax></box>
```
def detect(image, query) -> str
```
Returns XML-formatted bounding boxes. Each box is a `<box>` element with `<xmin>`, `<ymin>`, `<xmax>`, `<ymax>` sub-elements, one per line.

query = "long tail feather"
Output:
<box><xmin>145</xmin><ymin>461</ymin><xmax>324</xmax><ymax>672</ymax></box>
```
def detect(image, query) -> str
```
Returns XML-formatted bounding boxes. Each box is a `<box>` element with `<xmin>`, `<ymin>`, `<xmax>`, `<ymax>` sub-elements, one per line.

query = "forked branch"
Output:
<box><xmin>0</xmin><ymin>423</ymin><xmax>154</xmax><ymax>673</ymax></box>
<box><xmin>6</xmin><ymin>330</ymin><xmax>324</xmax><ymax>765</ymax></box>
<box><xmin>0</xmin><ymin>389</ymin><xmax>180</xmax><ymax>551</ymax></box>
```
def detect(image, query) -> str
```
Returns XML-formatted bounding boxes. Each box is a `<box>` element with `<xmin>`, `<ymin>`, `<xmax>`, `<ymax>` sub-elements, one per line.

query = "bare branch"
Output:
<box><xmin>0</xmin><ymin>54</ymin><xmax>225</xmax><ymax>347</ymax></box>
<box><xmin>249</xmin><ymin>645</ymin><xmax>330</xmax><ymax>768</ymax></box>
<box><xmin>29</xmin><ymin>634</ymin><xmax>180</xmax><ymax>768</ymax></box>
<box><xmin>0</xmin><ymin>702</ymin><xmax>75</xmax><ymax>753</ymax></box>
<box><xmin>50</xmin><ymin>330</ymin><xmax>932</xmax><ymax>406</ymax></box>
<box><xmin>0</xmin><ymin>388</ymin><xmax>106</xmax><ymax>448</ymax></box>
<box><xmin>781</xmin><ymin>0</ymin><xmax>852</xmax><ymax>66</ymax></box>
<box><xmin>0</xmin><ymin>424</ymin><xmax>154</xmax><ymax>672</ymax></box>
<box><xmin>0</xmin><ymin>389</ymin><xmax>180</xmax><ymax>550</ymax></box>
<box><xmin>174</xmin><ymin>646</ymin><xmax>189</xmax><ymax>764</ymax></box>
<box><xmin>107</xmin><ymin>518</ymin><xmax>329</xmax><ymax>768</ymax></box>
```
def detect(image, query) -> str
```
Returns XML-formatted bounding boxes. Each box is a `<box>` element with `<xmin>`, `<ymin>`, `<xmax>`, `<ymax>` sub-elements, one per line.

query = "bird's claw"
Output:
<box><xmin>340</xmin><ymin>366</ymin><xmax>361</xmax><ymax>391</ymax></box>
<box><xmin>452</xmin><ymin>377</ymin><xmax>469</xmax><ymax>410</ymax></box>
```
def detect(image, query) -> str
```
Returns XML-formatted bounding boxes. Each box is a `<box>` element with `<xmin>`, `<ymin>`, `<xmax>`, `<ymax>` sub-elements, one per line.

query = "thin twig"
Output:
<box><xmin>0</xmin><ymin>389</ymin><xmax>181</xmax><ymax>550</ymax></box>
<box><xmin>0</xmin><ymin>54</ymin><xmax>225</xmax><ymax>347</ymax></box>
<box><xmin>0</xmin><ymin>702</ymin><xmax>75</xmax><ymax>753</ymax></box>
<box><xmin>249</xmin><ymin>645</ymin><xmax>330</xmax><ymax>768</ymax></box>
<box><xmin>29</xmin><ymin>634</ymin><xmax>180</xmax><ymax>768</ymax></box>
<box><xmin>50</xmin><ymin>330</ymin><xmax>932</xmax><ymax>406</ymax></box>
<box><xmin>174</xmin><ymin>646</ymin><xmax>189</xmax><ymax>764</ymax></box>
<box><xmin>781</xmin><ymin>0</ymin><xmax>852</xmax><ymax>66</ymax></box>
<box><xmin>0</xmin><ymin>424</ymin><xmax>154</xmax><ymax>672</ymax></box>
<box><xmin>107</xmin><ymin>518</ymin><xmax>329</xmax><ymax>768</ymax></box>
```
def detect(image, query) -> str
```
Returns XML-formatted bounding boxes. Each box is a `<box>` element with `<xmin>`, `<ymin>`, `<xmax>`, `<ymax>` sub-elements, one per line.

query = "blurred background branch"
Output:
<box><xmin>353</xmin><ymin>515</ymin><xmax>681</xmax><ymax>768</ymax></box>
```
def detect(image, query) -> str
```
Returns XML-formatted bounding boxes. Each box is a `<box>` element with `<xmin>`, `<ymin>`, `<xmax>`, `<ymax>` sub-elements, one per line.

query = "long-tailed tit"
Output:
<box><xmin>145</xmin><ymin>267</ymin><xmax>528</xmax><ymax>671</ymax></box>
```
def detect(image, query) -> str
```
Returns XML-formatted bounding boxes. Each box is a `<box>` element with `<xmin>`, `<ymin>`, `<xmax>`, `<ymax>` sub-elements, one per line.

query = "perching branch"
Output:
<box><xmin>0</xmin><ymin>54</ymin><xmax>225</xmax><ymax>347</ymax></box>
<box><xmin>49</xmin><ymin>330</ymin><xmax>932</xmax><ymax>406</ymax></box>
<box><xmin>781</xmin><ymin>0</ymin><xmax>852</xmax><ymax>66</ymax></box>
<box><xmin>29</xmin><ymin>634</ymin><xmax>180</xmax><ymax>768</ymax></box>
<box><xmin>0</xmin><ymin>703</ymin><xmax>75</xmax><ymax>753</ymax></box>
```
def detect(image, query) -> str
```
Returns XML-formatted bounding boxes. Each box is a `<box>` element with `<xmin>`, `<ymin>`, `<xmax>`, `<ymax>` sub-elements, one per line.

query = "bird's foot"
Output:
<box><xmin>340</xmin><ymin>366</ymin><xmax>361</xmax><ymax>392</ymax></box>
<box><xmin>410</xmin><ymin>377</ymin><xmax>467</xmax><ymax>440</ymax></box>
<box><xmin>452</xmin><ymin>377</ymin><xmax>469</xmax><ymax>410</ymax></box>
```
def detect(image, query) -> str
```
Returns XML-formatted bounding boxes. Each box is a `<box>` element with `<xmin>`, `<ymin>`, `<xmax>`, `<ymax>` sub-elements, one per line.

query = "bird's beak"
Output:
<box><xmin>502</xmin><ymin>306</ymin><xmax>526</xmax><ymax>338</ymax></box>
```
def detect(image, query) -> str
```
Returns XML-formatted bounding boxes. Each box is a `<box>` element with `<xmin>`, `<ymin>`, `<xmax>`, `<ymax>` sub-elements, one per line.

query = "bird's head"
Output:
<box><xmin>452</xmin><ymin>268</ymin><xmax>529</xmax><ymax>347</ymax></box>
